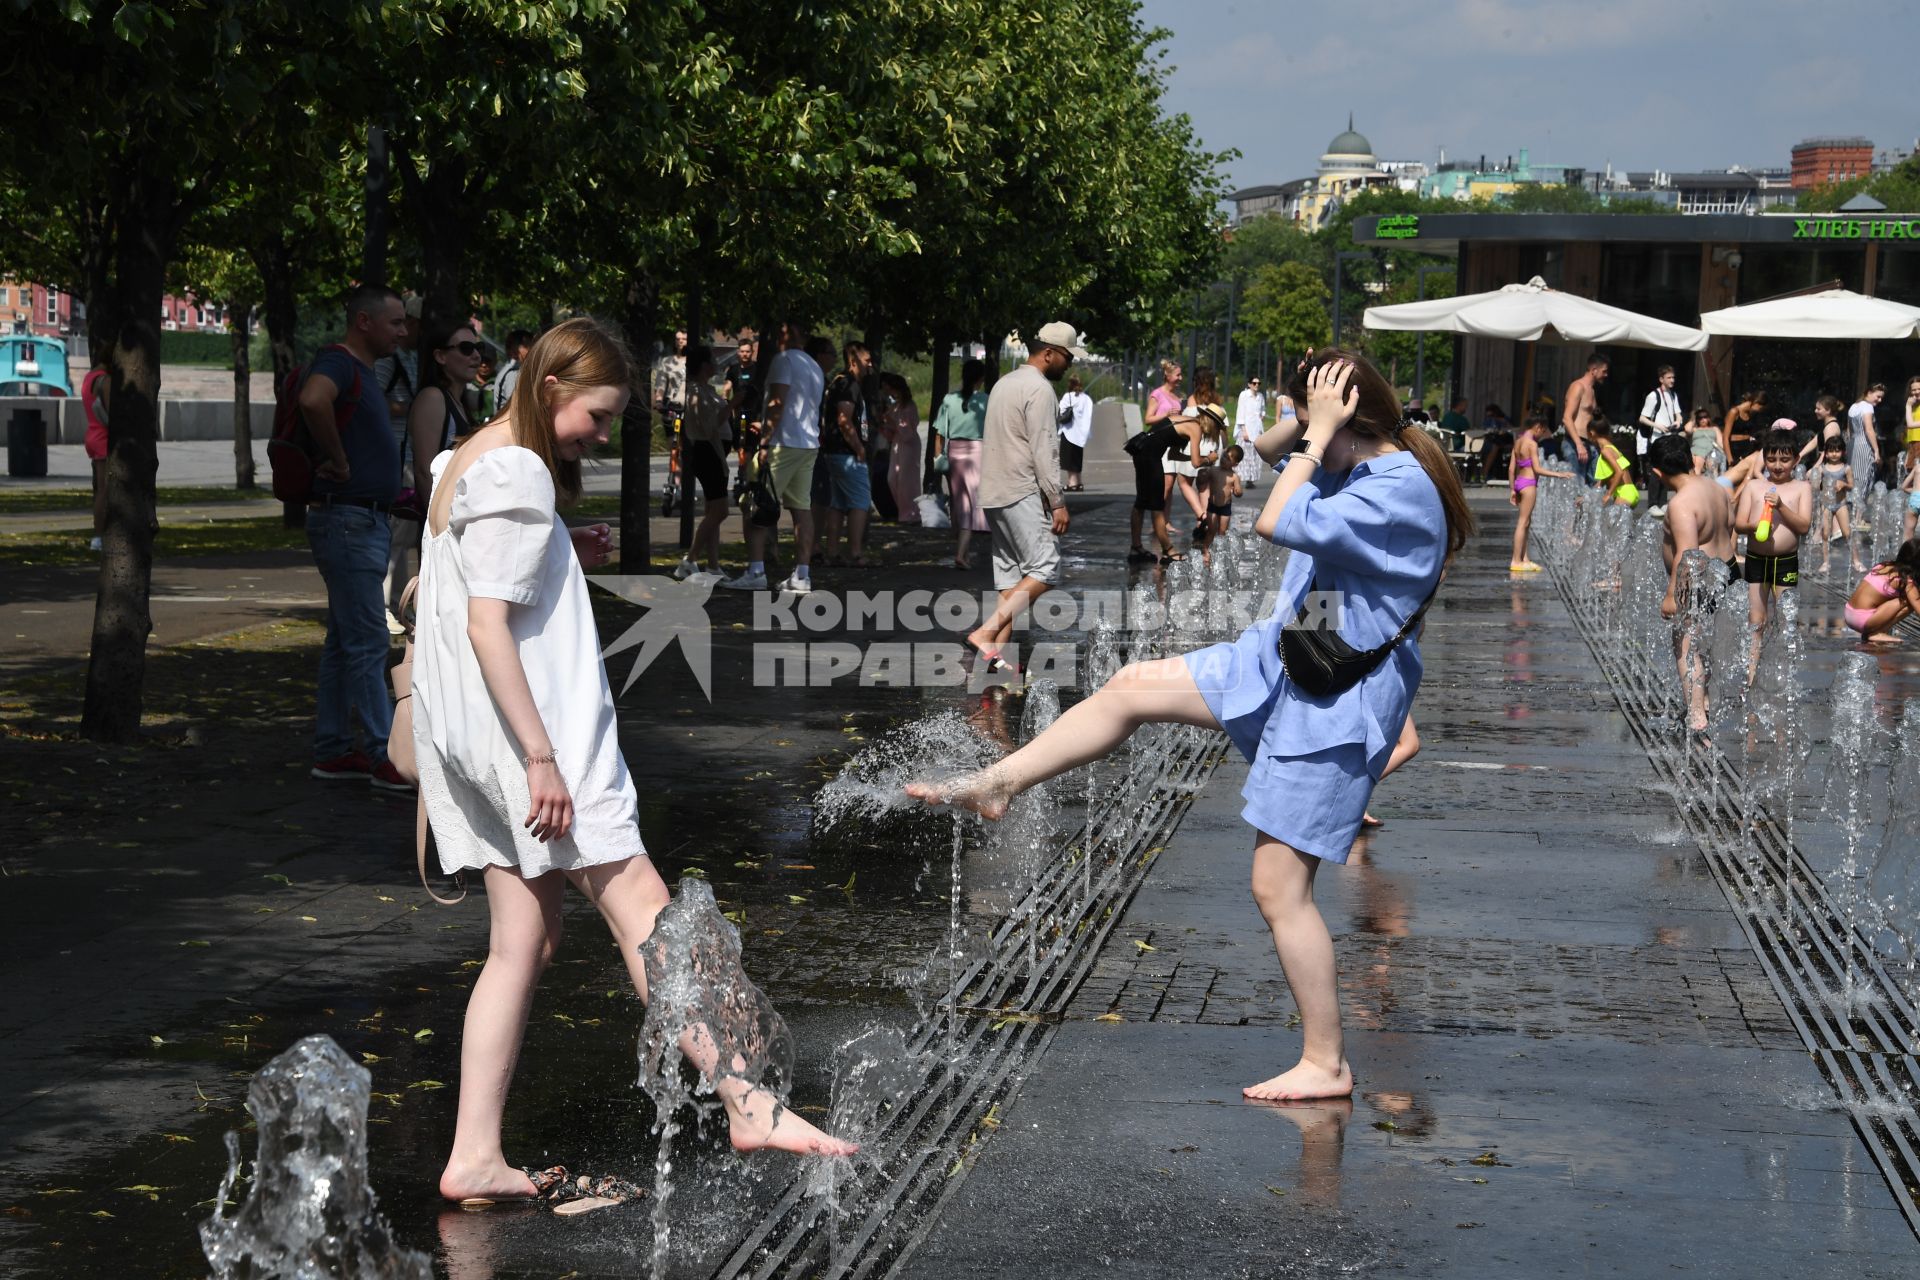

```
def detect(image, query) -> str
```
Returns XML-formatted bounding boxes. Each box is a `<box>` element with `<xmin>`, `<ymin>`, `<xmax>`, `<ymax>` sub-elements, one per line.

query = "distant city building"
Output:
<box><xmin>1226</xmin><ymin>178</ymin><xmax>1310</xmax><ymax>225</ymax></box>
<box><xmin>1877</xmin><ymin>140</ymin><xmax>1916</xmax><ymax>173</ymax></box>
<box><xmin>1422</xmin><ymin>149</ymin><xmax>1583</xmax><ymax>202</ymax></box>
<box><xmin>0</xmin><ymin>280</ymin><xmax>228</xmax><ymax>337</ymax></box>
<box><xmin>1792</xmin><ymin>136</ymin><xmax>1874</xmax><ymax>189</ymax></box>
<box><xmin>1293</xmin><ymin>118</ymin><xmax>1396</xmax><ymax>231</ymax></box>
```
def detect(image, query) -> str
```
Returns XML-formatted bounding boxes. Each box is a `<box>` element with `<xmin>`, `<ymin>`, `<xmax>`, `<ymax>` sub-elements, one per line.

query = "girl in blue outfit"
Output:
<box><xmin>909</xmin><ymin>350</ymin><xmax>1473</xmax><ymax>1101</ymax></box>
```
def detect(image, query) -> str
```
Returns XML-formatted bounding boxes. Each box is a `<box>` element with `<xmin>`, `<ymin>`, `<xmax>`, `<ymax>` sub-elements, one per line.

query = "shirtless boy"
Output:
<box><xmin>1648</xmin><ymin>434</ymin><xmax>1737</xmax><ymax>732</ymax></box>
<box><xmin>1732</xmin><ymin>429</ymin><xmax>1812</xmax><ymax>632</ymax></box>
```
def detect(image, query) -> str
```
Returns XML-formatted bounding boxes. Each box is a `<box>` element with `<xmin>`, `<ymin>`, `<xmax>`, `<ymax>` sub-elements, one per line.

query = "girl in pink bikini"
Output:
<box><xmin>1509</xmin><ymin>413</ymin><xmax>1574</xmax><ymax>572</ymax></box>
<box><xmin>1845</xmin><ymin>540</ymin><xmax>1920</xmax><ymax>643</ymax></box>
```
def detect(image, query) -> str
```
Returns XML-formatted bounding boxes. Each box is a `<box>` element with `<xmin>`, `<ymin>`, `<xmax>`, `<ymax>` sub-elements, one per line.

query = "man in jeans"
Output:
<box><xmin>966</xmin><ymin>321</ymin><xmax>1082</xmax><ymax>668</ymax></box>
<box><xmin>300</xmin><ymin>283</ymin><xmax>412</xmax><ymax>791</ymax></box>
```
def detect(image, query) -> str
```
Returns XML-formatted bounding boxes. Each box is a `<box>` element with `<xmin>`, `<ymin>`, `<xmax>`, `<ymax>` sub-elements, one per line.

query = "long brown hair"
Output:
<box><xmin>494</xmin><ymin>317</ymin><xmax>634</xmax><ymax>506</ymax></box>
<box><xmin>1287</xmin><ymin>348</ymin><xmax>1474</xmax><ymax>560</ymax></box>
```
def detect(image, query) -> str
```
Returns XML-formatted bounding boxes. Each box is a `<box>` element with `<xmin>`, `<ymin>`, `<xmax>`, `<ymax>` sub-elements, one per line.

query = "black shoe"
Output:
<box><xmin>1127</xmin><ymin>548</ymin><xmax>1156</xmax><ymax>563</ymax></box>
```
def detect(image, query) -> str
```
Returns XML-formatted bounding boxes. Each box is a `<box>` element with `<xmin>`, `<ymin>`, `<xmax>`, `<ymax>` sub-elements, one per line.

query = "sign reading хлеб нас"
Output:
<box><xmin>1795</xmin><ymin>217</ymin><xmax>1920</xmax><ymax>241</ymax></box>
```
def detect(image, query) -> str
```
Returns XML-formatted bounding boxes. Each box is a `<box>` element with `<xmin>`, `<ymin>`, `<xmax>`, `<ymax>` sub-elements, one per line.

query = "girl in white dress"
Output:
<box><xmin>415</xmin><ymin>319</ymin><xmax>854</xmax><ymax>1207</ymax></box>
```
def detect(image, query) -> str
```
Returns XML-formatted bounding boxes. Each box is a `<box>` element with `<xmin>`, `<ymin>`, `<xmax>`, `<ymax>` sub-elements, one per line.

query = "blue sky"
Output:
<box><xmin>1136</xmin><ymin>0</ymin><xmax>1916</xmax><ymax>192</ymax></box>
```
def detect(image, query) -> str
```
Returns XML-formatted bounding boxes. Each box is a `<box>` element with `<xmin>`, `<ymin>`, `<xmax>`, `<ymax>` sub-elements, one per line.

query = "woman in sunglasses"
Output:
<box><xmin>909</xmin><ymin>349</ymin><xmax>1472</xmax><ymax>1103</ymax></box>
<box><xmin>408</xmin><ymin>327</ymin><xmax>485</xmax><ymax>509</ymax></box>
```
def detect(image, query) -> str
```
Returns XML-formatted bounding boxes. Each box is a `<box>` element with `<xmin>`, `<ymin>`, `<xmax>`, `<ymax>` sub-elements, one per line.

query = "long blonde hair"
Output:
<box><xmin>494</xmin><ymin>317</ymin><xmax>634</xmax><ymax>505</ymax></box>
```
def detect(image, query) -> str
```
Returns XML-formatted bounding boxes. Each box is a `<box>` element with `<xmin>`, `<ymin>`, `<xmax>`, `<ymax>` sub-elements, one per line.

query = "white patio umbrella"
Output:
<box><xmin>1699</xmin><ymin>288</ymin><xmax>1920</xmax><ymax>340</ymax></box>
<box><xmin>1363</xmin><ymin>275</ymin><xmax>1709</xmax><ymax>352</ymax></box>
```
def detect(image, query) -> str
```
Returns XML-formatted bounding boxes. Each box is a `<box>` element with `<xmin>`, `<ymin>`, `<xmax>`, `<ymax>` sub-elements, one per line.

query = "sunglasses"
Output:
<box><xmin>440</xmin><ymin>340</ymin><xmax>483</xmax><ymax>357</ymax></box>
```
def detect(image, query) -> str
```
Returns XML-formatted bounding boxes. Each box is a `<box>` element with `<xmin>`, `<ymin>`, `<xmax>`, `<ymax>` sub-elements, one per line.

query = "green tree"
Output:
<box><xmin>0</xmin><ymin>0</ymin><xmax>339</xmax><ymax>742</ymax></box>
<box><xmin>1238</xmin><ymin>262</ymin><xmax>1329</xmax><ymax>371</ymax></box>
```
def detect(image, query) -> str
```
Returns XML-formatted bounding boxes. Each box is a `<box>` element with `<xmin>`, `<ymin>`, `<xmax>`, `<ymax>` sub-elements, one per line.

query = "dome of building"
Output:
<box><xmin>1327</xmin><ymin>129</ymin><xmax>1371</xmax><ymax>156</ymax></box>
<box><xmin>1323</xmin><ymin>115</ymin><xmax>1373</xmax><ymax>160</ymax></box>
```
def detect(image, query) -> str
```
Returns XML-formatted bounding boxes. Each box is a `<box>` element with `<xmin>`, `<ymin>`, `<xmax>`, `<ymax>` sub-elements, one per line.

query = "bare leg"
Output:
<box><xmin>817</xmin><ymin>507</ymin><xmax>841</xmax><ymax>561</ymax></box>
<box><xmin>966</xmin><ymin>578</ymin><xmax>1053</xmax><ymax>655</ymax></box>
<box><xmin>1243</xmin><ymin>835</ymin><xmax>1352</xmax><ymax>1100</ymax></box>
<box><xmin>790</xmin><ymin>508</ymin><xmax>815</xmax><ymax>570</ymax></box>
<box><xmin>1130</xmin><ymin>506</ymin><xmax>1146</xmax><ymax>553</ymax></box>
<box><xmin>847</xmin><ymin>508</ymin><xmax>869</xmax><ymax>562</ymax></box>
<box><xmin>955</xmin><ymin>526</ymin><xmax>973</xmax><ymax>568</ymax></box>
<box><xmin>1153</xmin><ymin>511</ymin><xmax>1174</xmax><ymax>556</ymax></box>
<box><xmin>566</xmin><ymin>858</ymin><xmax>856</xmax><ymax>1157</ymax></box>
<box><xmin>1509</xmin><ymin>489</ymin><xmax>1537</xmax><ymax>567</ymax></box>
<box><xmin>1361</xmin><ymin>715</ymin><xmax>1419</xmax><ymax>826</ymax></box>
<box><xmin>439</xmin><ymin>866</ymin><xmax>566</xmax><ymax>1202</ymax></box>
<box><xmin>907</xmin><ymin>656</ymin><xmax>1218</xmax><ymax>817</ymax></box>
<box><xmin>697</xmin><ymin>497</ymin><xmax>727</xmax><ymax>570</ymax></box>
<box><xmin>1858</xmin><ymin>597</ymin><xmax>1913</xmax><ymax>641</ymax></box>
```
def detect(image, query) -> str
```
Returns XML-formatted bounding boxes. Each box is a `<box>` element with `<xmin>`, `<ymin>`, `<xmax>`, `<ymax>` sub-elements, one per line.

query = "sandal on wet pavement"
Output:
<box><xmin>457</xmin><ymin>1164</ymin><xmax>569</xmax><ymax>1210</ymax></box>
<box><xmin>551</xmin><ymin>1174</ymin><xmax>647</xmax><ymax>1218</ymax></box>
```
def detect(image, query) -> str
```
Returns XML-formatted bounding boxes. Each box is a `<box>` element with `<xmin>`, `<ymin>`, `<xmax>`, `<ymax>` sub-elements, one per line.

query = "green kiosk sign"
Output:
<box><xmin>1375</xmin><ymin>214</ymin><xmax>1421</xmax><ymax>240</ymax></box>
<box><xmin>1793</xmin><ymin>217</ymin><xmax>1920</xmax><ymax>241</ymax></box>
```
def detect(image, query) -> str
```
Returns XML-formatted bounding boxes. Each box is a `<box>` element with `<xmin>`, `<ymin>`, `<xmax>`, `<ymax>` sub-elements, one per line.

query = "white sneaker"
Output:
<box><xmin>720</xmin><ymin>570</ymin><xmax>768</xmax><ymax>591</ymax></box>
<box><xmin>689</xmin><ymin>568</ymin><xmax>726</xmax><ymax>584</ymax></box>
<box><xmin>671</xmin><ymin>557</ymin><xmax>697</xmax><ymax>581</ymax></box>
<box><xmin>1647</xmin><ymin>504</ymin><xmax>1666</xmax><ymax>517</ymax></box>
<box><xmin>777</xmin><ymin>573</ymin><xmax>813</xmax><ymax>596</ymax></box>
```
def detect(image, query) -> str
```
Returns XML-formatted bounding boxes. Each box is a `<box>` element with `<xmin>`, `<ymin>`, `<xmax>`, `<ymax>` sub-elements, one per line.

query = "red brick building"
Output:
<box><xmin>0</xmin><ymin>280</ymin><xmax>228</xmax><ymax>337</ymax></box>
<box><xmin>1791</xmin><ymin>136</ymin><xmax>1874</xmax><ymax>190</ymax></box>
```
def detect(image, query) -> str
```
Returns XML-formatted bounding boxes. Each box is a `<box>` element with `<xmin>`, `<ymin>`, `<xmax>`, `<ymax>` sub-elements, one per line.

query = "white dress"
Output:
<box><xmin>413</xmin><ymin>446</ymin><xmax>645</xmax><ymax>878</ymax></box>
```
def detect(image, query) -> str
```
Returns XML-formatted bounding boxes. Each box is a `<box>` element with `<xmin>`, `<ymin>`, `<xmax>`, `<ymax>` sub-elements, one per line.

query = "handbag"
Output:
<box><xmin>1278</xmin><ymin>577</ymin><xmax>1438</xmax><ymax>698</ymax></box>
<box><xmin>388</xmin><ymin>576</ymin><xmax>466</xmax><ymax>906</ymax></box>
<box><xmin>739</xmin><ymin>461</ymin><xmax>782</xmax><ymax>527</ymax></box>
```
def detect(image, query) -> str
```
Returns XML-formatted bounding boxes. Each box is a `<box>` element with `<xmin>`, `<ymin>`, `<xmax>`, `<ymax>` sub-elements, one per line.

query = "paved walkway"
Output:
<box><xmin>902</xmin><ymin>497</ymin><xmax>1918</xmax><ymax>1278</ymax></box>
<box><xmin>5</xmin><ymin>470</ymin><xmax>1917</xmax><ymax>1277</ymax></box>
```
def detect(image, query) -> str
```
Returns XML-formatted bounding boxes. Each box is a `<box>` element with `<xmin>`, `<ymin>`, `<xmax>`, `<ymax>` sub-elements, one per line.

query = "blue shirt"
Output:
<box><xmin>308</xmin><ymin>346</ymin><xmax>402</xmax><ymax>503</ymax></box>
<box><xmin>1255</xmin><ymin>449</ymin><xmax>1444</xmax><ymax>776</ymax></box>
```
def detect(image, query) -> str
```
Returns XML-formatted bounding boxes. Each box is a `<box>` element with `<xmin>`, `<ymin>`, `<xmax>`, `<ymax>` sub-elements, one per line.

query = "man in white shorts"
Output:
<box><xmin>965</xmin><ymin>321</ymin><xmax>1083</xmax><ymax>669</ymax></box>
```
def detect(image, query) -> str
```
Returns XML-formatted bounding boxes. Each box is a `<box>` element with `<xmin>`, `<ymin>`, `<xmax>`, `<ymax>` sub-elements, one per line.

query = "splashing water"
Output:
<box><xmin>636</xmin><ymin>877</ymin><xmax>796</xmax><ymax>1275</ymax></box>
<box><xmin>201</xmin><ymin>1035</ymin><xmax>430</xmax><ymax>1280</ymax></box>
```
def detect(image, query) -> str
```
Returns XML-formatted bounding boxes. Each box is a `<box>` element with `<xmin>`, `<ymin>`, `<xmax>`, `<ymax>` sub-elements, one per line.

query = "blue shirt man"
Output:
<box><xmin>301</xmin><ymin>284</ymin><xmax>410</xmax><ymax>786</ymax></box>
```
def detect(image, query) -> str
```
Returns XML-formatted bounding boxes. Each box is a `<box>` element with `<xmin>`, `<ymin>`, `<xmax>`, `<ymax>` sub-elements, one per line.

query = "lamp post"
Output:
<box><xmin>1412</xmin><ymin>264</ymin><xmax>1453</xmax><ymax>413</ymax></box>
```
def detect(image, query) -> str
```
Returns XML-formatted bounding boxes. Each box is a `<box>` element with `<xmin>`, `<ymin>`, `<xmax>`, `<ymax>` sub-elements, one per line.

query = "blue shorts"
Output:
<box><xmin>812</xmin><ymin>452</ymin><xmax>872</xmax><ymax>511</ymax></box>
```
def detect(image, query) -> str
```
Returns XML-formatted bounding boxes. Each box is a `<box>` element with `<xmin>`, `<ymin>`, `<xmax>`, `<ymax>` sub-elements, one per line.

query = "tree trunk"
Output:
<box><xmin>363</xmin><ymin>123</ymin><xmax>390</xmax><ymax>287</ymax></box>
<box><xmin>81</xmin><ymin>164</ymin><xmax>174</xmax><ymax>743</ymax></box>
<box><xmin>230</xmin><ymin>301</ymin><xmax>255</xmax><ymax>489</ymax></box>
<box><xmin>925</xmin><ymin>323</ymin><xmax>952</xmax><ymax>489</ymax></box>
<box><xmin>401</xmin><ymin>150</ymin><xmax>471</xmax><ymax>335</ymax></box>
<box><xmin>254</xmin><ymin>237</ymin><xmax>300</xmax><ymax>524</ymax></box>
<box><xmin>618</xmin><ymin>270</ymin><xmax>658</xmax><ymax>571</ymax></box>
<box><xmin>255</xmin><ymin>238</ymin><xmax>298</xmax><ymax>386</ymax></box>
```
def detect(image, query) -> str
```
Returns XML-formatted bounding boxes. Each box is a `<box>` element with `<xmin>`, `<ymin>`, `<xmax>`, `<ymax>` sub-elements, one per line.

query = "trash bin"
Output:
<box><xmin>7</xmin><ymin>406</ymin><xmax>48</xmax><ymax>478</ymax></box>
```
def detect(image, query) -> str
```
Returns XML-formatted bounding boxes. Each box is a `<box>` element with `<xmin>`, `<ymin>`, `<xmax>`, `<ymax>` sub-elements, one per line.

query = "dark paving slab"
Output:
<box><xmin>901</xmin><ymin>494</ymin><xmax>1919</xmax><ymax>1278</ymax></box>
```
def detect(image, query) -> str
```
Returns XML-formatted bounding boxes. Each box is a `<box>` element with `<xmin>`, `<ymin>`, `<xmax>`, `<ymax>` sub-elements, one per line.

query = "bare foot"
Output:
<box><xmin>438</xmin><ymin>1160</ymin><xmax>540</xmax><ymax>1204</ymax></box>
<box><xmin>724</xmin><ymin>1086</ymin><xmax>859</xmax><ymax>1157</ymax></box>
<box><xmin>904</xmin><ymin>767</ymin><xmax>1014</xmax><ymax>820</ymax></box>
<box><xmin>964</xmin><ymin>627</ymin><xmax>1001</xmax><ymax>660</ymax></box>
<box><xmin>1243</xmin><ymin>1057</ymin><xmax>1353</xmax><ymax>1101</ymax></box>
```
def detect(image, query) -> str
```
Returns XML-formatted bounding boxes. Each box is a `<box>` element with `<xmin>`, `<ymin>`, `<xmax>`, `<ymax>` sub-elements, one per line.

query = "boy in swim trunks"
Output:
<box><xmin>1648</xmin><ymin>434</ymin><xmax>1738</xmax><ymax>730</ymax></box>
<box><xmin>1192</xmin><ymin>446</ymin><xmax>1244</xmax><ymax>558</ymax></box>
<box><xmin>1733</xmin><ymin>429</ymin><xmax>1812</xmax><ymax>634</ymax></box>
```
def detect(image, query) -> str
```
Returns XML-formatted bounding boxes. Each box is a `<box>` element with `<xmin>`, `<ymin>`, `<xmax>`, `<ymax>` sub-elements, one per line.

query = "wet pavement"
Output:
<box><xmin>4</xmin><ymin>469</ymin><xmax>1920</xmax><ymax>1277</ymax></box>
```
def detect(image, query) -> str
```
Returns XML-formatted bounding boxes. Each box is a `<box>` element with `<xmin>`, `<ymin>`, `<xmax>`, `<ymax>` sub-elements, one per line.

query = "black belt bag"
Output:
<box><xmin>1278</xmin><ymin>577</ymin><xmax>1437</xmax><ymax>697</ymax></box>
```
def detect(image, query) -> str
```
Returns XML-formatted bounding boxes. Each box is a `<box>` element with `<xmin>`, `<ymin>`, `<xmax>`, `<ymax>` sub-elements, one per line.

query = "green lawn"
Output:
<box><xmin>0</xmin><ymin>485</ymin><xmax>271</xmax><ymax>514</ymax></box>
<box><xmin>0</xmin><ymin>516</ymin><xmax>306</xmax><ymax>567</ymax></box>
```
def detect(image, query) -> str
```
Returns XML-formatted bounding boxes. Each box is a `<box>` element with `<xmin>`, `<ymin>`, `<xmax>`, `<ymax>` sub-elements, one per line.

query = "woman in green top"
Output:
<box><xmin>932</xmin><ymin>358</ymin><xmax>990</xmax><ymax>570</ymax></box>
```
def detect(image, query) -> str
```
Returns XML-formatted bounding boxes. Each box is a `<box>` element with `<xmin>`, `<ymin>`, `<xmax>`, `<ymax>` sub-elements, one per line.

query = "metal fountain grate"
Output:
<box><xmin>709</xmin><ymin>708</ymin><xmax>1226</xmax><ymax>1279</ymax></box>
<box><xmin>1545</xmin><ymin>551</ymin><xmax>1920</xmax><ymax>1236</ymax></box>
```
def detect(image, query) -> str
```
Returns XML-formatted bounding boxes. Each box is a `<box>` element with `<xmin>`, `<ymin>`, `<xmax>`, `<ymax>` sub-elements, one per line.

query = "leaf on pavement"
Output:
<box><xmin>262</xmin><ymin>874</ymin><xmax>292</xmax><ymax>887</ymax></box>
<box><xmin>413</xmin><ymin>1028</ymin><xmax>434</xmax><ymax>1042</ymax></box>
